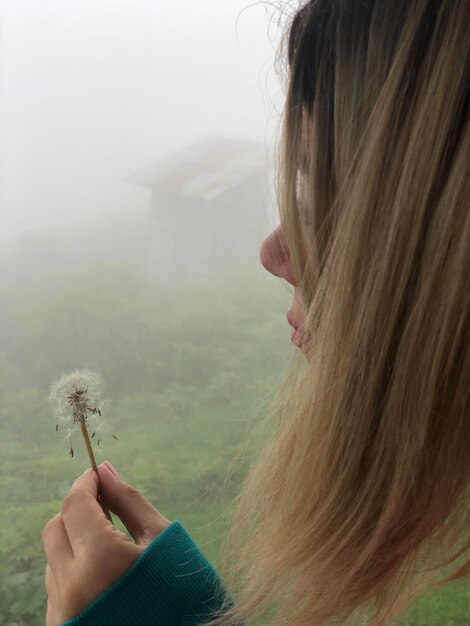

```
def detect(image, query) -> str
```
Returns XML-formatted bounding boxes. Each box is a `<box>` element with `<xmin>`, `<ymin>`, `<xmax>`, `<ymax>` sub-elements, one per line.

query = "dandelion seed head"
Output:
<box><xmin>50</xmin><ymin>369</ymin><xmax>106</xmax><ymax>427</ymax></box>
<box><xmin>50</xmin><ymin>369</ymin><xmax>116</xmax><ymax>464</ymax></box>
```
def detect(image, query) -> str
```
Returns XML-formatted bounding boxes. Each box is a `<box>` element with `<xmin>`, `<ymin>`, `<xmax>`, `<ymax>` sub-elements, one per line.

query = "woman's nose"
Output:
<box><xmin>259</xmin><ymin>225</ymin><xmax>296</xmax><ymax>286</ymax></box>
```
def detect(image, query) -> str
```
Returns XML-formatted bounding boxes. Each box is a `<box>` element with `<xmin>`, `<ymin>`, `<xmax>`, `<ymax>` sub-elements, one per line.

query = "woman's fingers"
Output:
<box><xmin>60</xmin><ymin>469</ymin><xmax>112</xmax><ymax>555</ymax></box>
<box><xmin>97</xmin><ymin>463</ymin><xmax>171</xmax><ymax>546</ymax></box>
<box><xmin>41</xmin><ymin>465</ymin><xmax>167</xmax><ymax>624</ymax></box>
<box><xmin>43</xmin><ymin>513</ymin><xmax>74</xmax><ymax>576</ymax></box>
<box><xmin>43</xmin><ymin>515</ymin><xmax>73</xmax><ymax>625</ymax></box>
<box><xmin>45</xmin><ymin>564</ymin><xmax>60</xmax><ymax>626</ymax></box>
<box><xmin>46</xmin><ymin>598</ymin><xmax>56</xmax><ymax>626</ymax></box>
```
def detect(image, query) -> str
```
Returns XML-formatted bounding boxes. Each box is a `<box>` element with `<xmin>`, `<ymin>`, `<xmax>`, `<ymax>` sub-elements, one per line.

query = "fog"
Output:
<box><xmin>1</xmin><ymin>0</ymin><xmax>285</xmax><ymax>242</ymax></box>
<box><xmin>1</xmin><ymin>4</ymin><xmax>466</xmax><ymax>624</ymax></box>
<box><xmin>0</xmin><ymin>3</ymin><xmax>295</xmax><ymax>623</ymax></box>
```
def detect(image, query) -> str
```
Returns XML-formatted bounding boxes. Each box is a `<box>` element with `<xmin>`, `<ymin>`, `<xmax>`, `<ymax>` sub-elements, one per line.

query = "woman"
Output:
<box><xmin>43</xmin><ymin>0</ymin><xmax>470</xmax><ymax>625</ymax></box>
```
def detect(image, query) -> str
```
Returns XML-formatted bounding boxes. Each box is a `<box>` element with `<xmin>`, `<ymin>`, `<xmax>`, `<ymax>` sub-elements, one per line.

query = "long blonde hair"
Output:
<box><xmin>201</xmin><ymin>1</ymin><xmax>470</xmax><ymax>624</ymax></box>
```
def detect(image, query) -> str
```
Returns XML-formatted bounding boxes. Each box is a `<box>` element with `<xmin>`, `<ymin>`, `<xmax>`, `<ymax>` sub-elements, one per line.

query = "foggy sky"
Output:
<box><xmin>0</xmin><ymin>0</ymin><xmax>287</xmax><ymax>242</ymax></box>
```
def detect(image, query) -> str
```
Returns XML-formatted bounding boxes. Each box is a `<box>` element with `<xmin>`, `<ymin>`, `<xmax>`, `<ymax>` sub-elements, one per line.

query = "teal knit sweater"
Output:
<box><xmin>61</xmin><ymin>520</ymin><xmax>243</xmax><ymax>626</ymax></box>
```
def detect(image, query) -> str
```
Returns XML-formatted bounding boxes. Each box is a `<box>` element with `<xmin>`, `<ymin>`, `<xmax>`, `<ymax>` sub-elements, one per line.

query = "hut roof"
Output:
<box><xmin>124</xmin><ymin>136</ymin><xmax>272</xmax><ymax>201</ymax></box>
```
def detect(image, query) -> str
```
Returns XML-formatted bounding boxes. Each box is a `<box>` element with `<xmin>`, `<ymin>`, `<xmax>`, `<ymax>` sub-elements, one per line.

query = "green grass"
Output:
<box><xmin>0</xmin><ymin>263</ymin><xmax>468</xmax><ymax>625</ymax></box>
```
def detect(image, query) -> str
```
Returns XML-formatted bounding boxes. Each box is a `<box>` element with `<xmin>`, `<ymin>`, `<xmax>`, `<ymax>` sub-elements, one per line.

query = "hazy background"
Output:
<box><xmin>1</xmin><ymin>2</ymin><xmax>465</xmax><ymax>624</ymax></box>
<box><xmin>0</xmin><ymin>3</ymin><xmax>297</xmax><ymax>624</ymax></box>
<box><xmin>0</xmin><ymin>0</ymin><xmax>285</xmax><ymax>241</ymax></box>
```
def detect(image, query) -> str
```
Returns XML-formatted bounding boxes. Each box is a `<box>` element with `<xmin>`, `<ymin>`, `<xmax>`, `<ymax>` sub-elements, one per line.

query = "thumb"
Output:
<box><xmin>97</xmin><ymin>462</ymin><xmax>171</xmax><ymax>546</ymax></box>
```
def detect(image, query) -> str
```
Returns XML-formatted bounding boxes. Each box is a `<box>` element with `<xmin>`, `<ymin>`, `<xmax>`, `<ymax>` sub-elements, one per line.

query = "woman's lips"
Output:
<box><xmin>290</xmin><ymin>324</ymin><xmax>304</xmax><ymax>348</ymax></box>
<box><xmin>287</xmin><ymin>313</ymin><xmax>307</xmax><ymax>348</ymax></box>
<box><xmin>291</xmin><ymin>327</ymin><xmax>306</xmax><ymax>347</ymax></box>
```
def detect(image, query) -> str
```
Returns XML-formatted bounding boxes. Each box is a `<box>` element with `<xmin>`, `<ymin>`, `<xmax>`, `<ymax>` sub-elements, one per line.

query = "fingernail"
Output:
<box><xmin>104</xmin><ymin>460</ymin><xmax>120</xmax><ymax>478</ymax></box>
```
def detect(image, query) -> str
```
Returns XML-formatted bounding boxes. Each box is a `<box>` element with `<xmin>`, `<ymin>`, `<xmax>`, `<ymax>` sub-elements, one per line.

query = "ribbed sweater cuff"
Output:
<box><xmin>61</xmin><ymin>520</ymin><xmax>234</xmax><ymax>626</ymax></box>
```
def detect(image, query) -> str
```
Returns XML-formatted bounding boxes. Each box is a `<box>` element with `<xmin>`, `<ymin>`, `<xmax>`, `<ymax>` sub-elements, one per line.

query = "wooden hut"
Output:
<box><xmin>124</xmin><ymin>137</ymin><xmax>276</xmax><ymax>283</ymax></box>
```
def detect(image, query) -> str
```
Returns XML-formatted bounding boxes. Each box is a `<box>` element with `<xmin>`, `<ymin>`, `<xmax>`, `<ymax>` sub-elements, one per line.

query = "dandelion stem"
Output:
<box><xmin>79</xmin><ymin>416</ymin><xmax>114</xmax><ymax>527</ymax></box>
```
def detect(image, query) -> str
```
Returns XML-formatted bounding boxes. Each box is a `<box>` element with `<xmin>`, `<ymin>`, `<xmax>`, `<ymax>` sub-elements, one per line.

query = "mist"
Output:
<box><xmin>0</xmin><ymin>3</ymin><xmax>295</xmax><ymax>624</ymax></box>
<box><xmin>0</xmin><ymin>0</ymin><xmax>285</xmax><ymax>242</ymax></box>
<box><xmin>1</xmin><ymin>3</ymin><xmax>466</xmax><ymax>625</ymax></box>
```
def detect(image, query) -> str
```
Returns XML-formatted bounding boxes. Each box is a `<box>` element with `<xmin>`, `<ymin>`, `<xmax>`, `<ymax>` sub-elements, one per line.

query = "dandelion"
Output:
<box><xmin>50</xmin><ymin>369</ymin><xmax>117</xmax><ymax>526</ymax></box>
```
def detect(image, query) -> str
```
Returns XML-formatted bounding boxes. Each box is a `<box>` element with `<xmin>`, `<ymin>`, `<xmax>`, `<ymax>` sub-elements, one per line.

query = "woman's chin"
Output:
<box><xmin>291</xmin><ymin>329</ymin><xmax>311</xmax><ymax>359</ymax></box>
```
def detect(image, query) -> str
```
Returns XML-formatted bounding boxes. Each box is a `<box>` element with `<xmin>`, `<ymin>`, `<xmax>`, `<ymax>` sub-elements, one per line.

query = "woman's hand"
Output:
<box><xmin>43</xmin><ymin>461</ymin><xmax>172</xmax><ymax>626</ymax></box>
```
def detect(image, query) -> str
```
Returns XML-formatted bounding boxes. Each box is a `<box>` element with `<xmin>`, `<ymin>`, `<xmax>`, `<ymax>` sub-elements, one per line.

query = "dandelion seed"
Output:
<box><xmin>93</xmin><ymin>420</ymin><xmax>108</xmax><ymax>435</ymax></box>
<box><xmin>61</xmin><ymin>426</ymin><xmax>78</xmax><ymax>444</ymax></box>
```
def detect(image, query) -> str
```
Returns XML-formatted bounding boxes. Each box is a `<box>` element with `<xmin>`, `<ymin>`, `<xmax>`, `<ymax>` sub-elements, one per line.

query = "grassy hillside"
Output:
<box><xmin>0</xmin><ymin>262</ymin><xmax>468</xmax><ymax>625</ymax></box>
